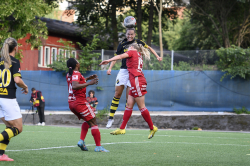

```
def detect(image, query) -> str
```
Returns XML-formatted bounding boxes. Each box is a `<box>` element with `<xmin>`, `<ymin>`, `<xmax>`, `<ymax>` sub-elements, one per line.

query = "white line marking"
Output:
<box><xmin>6</xmin><ymin>141</ymin><xmax>249</xmax><ymax>152</ymax></box>
<box><xmin>23</xmin><ymin>131</ymin><xmax>250</xmax><ymax>140</ymax></box>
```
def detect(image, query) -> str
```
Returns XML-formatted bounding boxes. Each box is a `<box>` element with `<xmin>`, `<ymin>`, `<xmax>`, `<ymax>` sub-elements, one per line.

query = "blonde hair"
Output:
<box><xmin>0</xmin><ymin>37</ymin><xmax>18</xmax><ymax>69</ymax></box>
<box><xmin>130</xmin><ymin>43</ymin><xmax>150</xmax><ymax>60</ymax></box>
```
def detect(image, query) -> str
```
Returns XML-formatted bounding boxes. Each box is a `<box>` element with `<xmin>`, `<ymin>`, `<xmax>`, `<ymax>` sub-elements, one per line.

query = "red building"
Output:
<box><xmin>18</xmin><ymin>17</ymin><xmax>87</xmax><ymax>71</ymax></box>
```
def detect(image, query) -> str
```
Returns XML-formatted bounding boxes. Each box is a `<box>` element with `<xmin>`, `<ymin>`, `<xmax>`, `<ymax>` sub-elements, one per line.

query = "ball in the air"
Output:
<box><xmin>124</xmin><ymin>16</ymin><xmax>136</xmax><ymax>28</ymax></box>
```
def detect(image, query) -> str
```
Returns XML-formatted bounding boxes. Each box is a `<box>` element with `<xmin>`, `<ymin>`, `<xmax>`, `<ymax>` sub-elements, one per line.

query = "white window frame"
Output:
<box><xmin>65</xmin><ymin>50</ymin><xmax>70</xmax><ymax>59</ymax></box>
<box><xmin>51</xmin><ymin>47</ymin><xmax>57</xmax><ymax>64</ymax></box>
<box><xmin>72</xmin><ymin>50</ymin><xmax>77</xmax><ymax>58</ymax></box>
<box><xmin>44</xmin><ymin>46</ymin><xmax>50</xmax><ymax>67</ymax></box>
<box><xmin>38</xmin><ymin>46</ymin><xmax>43</xmax><ymax>67</ymax></box>
<box><xmin>58</xmin><ymin>49</ymin><xmax>64</xmax><ymax>60</ymax></box>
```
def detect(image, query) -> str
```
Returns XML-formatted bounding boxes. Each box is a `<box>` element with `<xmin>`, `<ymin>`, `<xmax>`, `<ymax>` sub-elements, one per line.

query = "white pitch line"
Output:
<box><xmin>6</xmin><ymin>141</ymin><xmax>249</xmax><ymax>152</ymax></box>
<box><xmin>6</xmin><ymin>142</ymin><xmax>150</xmax><ymax>152</ymax></box>
<box><xmin>23</xmin><ymin>131</ymin><xmax>250</xmax><ymax>140</ymax></box>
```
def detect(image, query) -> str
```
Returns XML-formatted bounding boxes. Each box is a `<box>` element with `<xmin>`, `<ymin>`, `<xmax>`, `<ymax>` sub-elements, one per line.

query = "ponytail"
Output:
<box><xmin>0</xmin><ymin>37</ymin><xmax>17</xmax><ymax>69</ymax></box>
<box><xmin>130</xmin><ymin>43</ymin><xmax>150</xmax><ymax>61</ymax></box>
<box><xmin>68</xmin><ymin>67</ymin><xmax>73</xmax><ymax>76</ymax></box>
<box><xmin>67</xmin><ymin>58</ymin><xmax>78</xmax><ymax>76</ymax></box>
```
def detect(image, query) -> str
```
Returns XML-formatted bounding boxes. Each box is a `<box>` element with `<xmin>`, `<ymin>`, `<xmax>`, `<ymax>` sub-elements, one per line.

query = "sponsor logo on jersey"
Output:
<box><xmin>0</xmin><ymin>88</ymin><xmax>8</xmax><ymax>95</ymax></box>
<box><xmin>132</xmin><ymin>90</ymin><xmax>136</xmax><ymax>93</ymax></box>
<box><xmin>116</xmin><ymin>79</ymin><xmax>119</xmax><ymax>84</ymax></box>
<box><xmin>0</xmin><ymin>61</ymin><xmax>4</xmax><ymax>66</ymax></box>
<box><xmin>72</xmin><ymin>75</ymin><xmax>78</xmax><ymax>80</ymax></box>
<box><xmin>142</xmin><ymin>85</ymin><xmax>147</xmax><ymax>87</ymax></box>
<box><xmin>131</xmin><ymin>87</ymin><xmax>134</xmax><ymax>89</ymax></box>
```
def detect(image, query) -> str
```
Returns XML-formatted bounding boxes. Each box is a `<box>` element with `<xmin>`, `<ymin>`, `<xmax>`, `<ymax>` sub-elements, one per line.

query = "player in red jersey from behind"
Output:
<box><xmin>100</xmin><ymin>43</ymin><xmax>158</xmax><ymax>139</ymax></box>
<box><xmin>66</xmin><ymin>58</ymin><xmax>109</xmax><ymax>152</ymax></box>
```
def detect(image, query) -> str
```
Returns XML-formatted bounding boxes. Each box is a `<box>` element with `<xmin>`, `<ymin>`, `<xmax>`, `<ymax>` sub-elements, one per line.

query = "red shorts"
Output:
<box><xmin>129</xmin><ymin>76</ymin><xmax>147</xmax><ymax>98</ymax></box>
<box><xmin>69</xmin><ymin>101</ymin><xmax>95</xmax><ymax>121</ymax></box>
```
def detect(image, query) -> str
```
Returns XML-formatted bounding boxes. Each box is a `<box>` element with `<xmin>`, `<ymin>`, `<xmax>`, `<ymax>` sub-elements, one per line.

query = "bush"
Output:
<box><xmin>233</xmin><ymin>107</ymin><xmax>250</xmax><ymax>114</ymax></box>
<box><xmin>216</xmin><ymin>45</ymin><xmax>250</xmax><ymax>81</ymax></box>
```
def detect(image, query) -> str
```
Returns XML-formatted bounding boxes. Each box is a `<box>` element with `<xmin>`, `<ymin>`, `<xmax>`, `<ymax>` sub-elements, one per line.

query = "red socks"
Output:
<box><xmin>120</xmin><ymin>107</ymin><xmax>133</xmax><ymax>129</ymax></box>
<box><xmin>140</xmin><ymin>107</ymin><xmax>154</xmax><ymax>130</ymax></box>
<box><xmin>80</xmin><ymin>122</ymin><xmax>89</xmax><ymax>140</ymax></box>
<box><xmin>91</xmin><ymin>125</ymin><xmax>101</xmax><ymax>146</ymax></box>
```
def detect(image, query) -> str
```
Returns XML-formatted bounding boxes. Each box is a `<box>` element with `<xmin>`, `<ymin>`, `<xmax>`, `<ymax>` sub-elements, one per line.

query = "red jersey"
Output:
<box><xmin>66</xmin><ymin>71</ymin><xmax>87</xmax><ymax>102</ymax></box>
<box><xmin>126</xmin><ymin>50</ymin><xmax>144</xmax><ymax>77</ymax></box>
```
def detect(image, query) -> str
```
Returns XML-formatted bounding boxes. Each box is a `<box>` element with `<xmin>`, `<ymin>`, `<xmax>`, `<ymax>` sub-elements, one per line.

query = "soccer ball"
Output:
<box><xmin>124</xmin><ymin>16</ymin><xmax>136</xmax><ymax>28</ymax></box>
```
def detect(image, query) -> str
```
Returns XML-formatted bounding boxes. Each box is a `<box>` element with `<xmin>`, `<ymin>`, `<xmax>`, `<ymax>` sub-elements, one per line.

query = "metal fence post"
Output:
<box><xmin>171</xmin><ymin>50</ymin><xmax>174</xmax><ymax>70</ymax></box>
<box><xmin>101</xmin><ymin>49</ymin><xmax>104</xmax><ymax>62</ymax></box>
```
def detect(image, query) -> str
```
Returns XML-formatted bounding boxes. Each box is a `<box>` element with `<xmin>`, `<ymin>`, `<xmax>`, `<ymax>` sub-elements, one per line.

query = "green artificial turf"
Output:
<box><xmin>1</xmin><ymin>124</ymin><xmax>250</xmax><ymax>166</ymax></box>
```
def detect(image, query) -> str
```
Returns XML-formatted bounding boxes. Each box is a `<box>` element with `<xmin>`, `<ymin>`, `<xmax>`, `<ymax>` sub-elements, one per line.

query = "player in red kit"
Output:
<box><xmin>100</xmin><ymin>43</ymin><xmax>158</xmax><ymax>139</ymax></box>
<box><xmin>67</xmin><ymin>58</ymin><xmax>109</xmax><ymax>152</ymax></box>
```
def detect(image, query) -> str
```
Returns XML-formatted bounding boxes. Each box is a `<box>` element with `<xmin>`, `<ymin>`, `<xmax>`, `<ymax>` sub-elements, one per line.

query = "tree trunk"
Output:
<box><xmin>147</xmin><ymin>0</ymin><xmax>154</xmax><ymax>46</ymax></box>
<box><xmin>111</xmin><ymin>0</ymin><xmax>118</xmax><ymax>50</ymax></box>
<box><xmin>159</xmin><ymin>0</ymin><xmax>163</xmax><ymax>58</ymax></box>
<box><xmin>137</xmin><ymin>0</ymin><xmax>142</xmax><ymax>40</ymax></box>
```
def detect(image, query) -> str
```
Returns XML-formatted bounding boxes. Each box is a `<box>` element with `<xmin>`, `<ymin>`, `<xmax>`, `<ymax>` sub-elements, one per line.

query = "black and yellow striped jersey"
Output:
<box><xmin>115</xmin><ymin>39</ymin><xmax>148</xmax><ymax>69</ymax></box>
<box><xmin>0</xmin><ymin>55</ymin><xmax>21</xmax><ymax>98</ymax></box>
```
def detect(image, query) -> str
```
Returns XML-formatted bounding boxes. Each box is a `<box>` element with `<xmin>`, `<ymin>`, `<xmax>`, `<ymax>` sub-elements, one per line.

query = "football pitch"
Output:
<box><xmin>2</xmin><ymin>124</ymin><xmax>250</xmax><ymax>166</ymax></box>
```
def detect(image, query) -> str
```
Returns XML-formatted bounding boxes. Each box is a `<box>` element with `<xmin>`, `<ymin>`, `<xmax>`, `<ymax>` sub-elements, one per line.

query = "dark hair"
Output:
<box><xmin>31</xmin><ymin>87</ymin><xmax>36</xmax><ymax>91</ymax></box>
<box><xmin>126</xmin><ymin>28</ymin><xmax>136</xmax><ymax>33</ymax></box>
<box><xmin>88</xmin><ymin>90</ymin><xmax>95</xmax><ymax>97</ymax></box>
<box><xmin>67</xmin><ymin>58</ymin><xmax>78</xmax><ymax>76</ymax></box>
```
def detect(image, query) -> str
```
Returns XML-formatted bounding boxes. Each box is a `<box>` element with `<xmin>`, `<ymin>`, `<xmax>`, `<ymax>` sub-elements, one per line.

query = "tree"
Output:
<box><xmin>68</xmin><ymin>0</ymin><xmax>126</xmax><ymax>50</ymax></box>
<box><xmin>49</xmin><ymin>35</ymin><xmax>101</xmax><ymax>74</ymax></box>
<box><xmin>0</xmin><ymin>0</ymin><xmax>54</xmax><ymax>49</ymax></box>
<box><xmin>188</xmin><ymin>0</ymin><xmax>250</xmax><ymax>48</ymax></box>
<box><xmin>154</xmin><ymin>0</ymin><xmax>163</xmax><ymax>58</ymax></box>
<box><xmin>147</xmin><ymin>0</ymin><xmax>154</xmax><ymax>46</ymax></box>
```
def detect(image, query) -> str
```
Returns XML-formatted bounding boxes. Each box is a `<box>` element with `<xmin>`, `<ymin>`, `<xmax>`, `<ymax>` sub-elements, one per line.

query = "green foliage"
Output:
<box><xmin>192</xmin><ymin>127</ymin><xmax>199</xmax><ymax>130</ymax></box>
<box><xmin>95</xmin><ymin>105</ymin><xmax>109</xmax><ymax>120</ymax></box>
<box><xmin>96</xmin><ymin>86</ymin><xmax>104</xmax><ymax>91</ymax></box>
<box><xmin>174</xmin><ymin>61</ymin><xmax>192</xmax><ymax>71</ymax></box>
<box><xmin>77</xmin><ymin>35</ymin><xmax>101</xmax><ymax>72</ymax></box>
<box><xmin>0</xmin><ymin>0</ymin><xmax>54</xmax><ymax>54</ymax></box>
<box><xmin>143</xmin><ymin>54</ymin><xmax>171</xmax><ymax>70</ymax></box>
<box><xmin>216</xmin><ymin>46</ymin><xmax>250</xmax><ymax>81</ymax></box>
<box><xmin>233</xmin><ymin>107</ymin><xmax>250</xmax><ymax>114</ymax></box>
<box><xmin>49</xmin><ymin>35</ymin><xmax>101</xmax><ymax>74</ymax></box>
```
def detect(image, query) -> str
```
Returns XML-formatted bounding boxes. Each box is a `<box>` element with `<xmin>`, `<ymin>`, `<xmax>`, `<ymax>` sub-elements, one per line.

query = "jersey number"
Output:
<box><xmin>0</xmin><ymin>69</ymin><xmax>11</xmax><ymax>87</ymax></box>
<box><xmin>68</xmin><ymin>83</ymin><xmax>73</xmax><ymax>94</ymax></box>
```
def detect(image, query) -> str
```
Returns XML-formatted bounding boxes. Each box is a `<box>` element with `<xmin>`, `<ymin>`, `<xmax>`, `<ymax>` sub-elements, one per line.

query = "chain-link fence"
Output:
<box><xmin>20</xmin><ymin>49</ymin><xmax>219</xmax><ymax>71</ymax></box>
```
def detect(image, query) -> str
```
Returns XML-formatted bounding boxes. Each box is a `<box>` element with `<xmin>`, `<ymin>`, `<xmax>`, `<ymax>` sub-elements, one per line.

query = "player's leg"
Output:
<box><xmin>77</xmin><ymin>121</ymin><xmax>89</xmax><ymax>151</ymax></box>
<box><xmin>135</xmin><ymin>96</ymin><xmax>158</xmax><ymax>139</ymax></box>
<box><xmin>0</xmin><ymin>99</ymin><xmax>23</xmax><ymax>161</ymax></box>
<box><xmin>106</xmin><ymin>85</ymin><xmax>124</xmax><ymax>128</ymax></box>
<box><xmin>107</xmin><ymin>69</ymin><xmax>130</xmax><ymax>128</ymax></box>
<box><xmin>68</xmin><ymin>102</ymin><xmax>89</xmax><ymax>151</ymax></box>
<box><xmin>87</xmin><ymin>118</ymin><xmax>109</xmax><ymax>152</ymax></box>
<box><xmin>110</xmin><ymin>95</ymin><xmax>135</xmax><ymax>135</ymax></box>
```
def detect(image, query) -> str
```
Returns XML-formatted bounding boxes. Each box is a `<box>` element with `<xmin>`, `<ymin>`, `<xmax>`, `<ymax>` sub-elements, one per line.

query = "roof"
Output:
<box><xmin>40</xmin><ymin>17</ymin><xmax>83</xmax><ymax>38</ymax></box>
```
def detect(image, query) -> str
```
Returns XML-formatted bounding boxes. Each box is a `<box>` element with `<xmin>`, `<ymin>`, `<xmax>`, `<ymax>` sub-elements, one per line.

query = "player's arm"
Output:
<box><xmin>107</xmin><ymin>61</ymin><xmax>117</xmax><ymax>75</ymax></box>
<box><xmin>148</xmin><ymin>46</ymin><xmax>162</xmax><ymax>61</ymax></box>
<box><xmin>12</xmin><ymin>60</ymin><xmax>28</xmax><ymax>94</ymax></box>
<box><xmin>107</xmin><ymin>43</ymin><xmax>123</xmax><ymax>74</ymax></box>
<box><xmin>72</xmin><ymin>79</ymin><xmax>98</xmax><ymax>90</ymax></box>
<box><xmin>14</xmin><ymin>77</ymin><xmax>28</xmax><ymax>94</ymax></box>
<box><xmin>138</xmin><ymin>40</ymin><xmax>162</xmax><ymax>61</ymax></box>
<box><xmin>99</xmin><ymin>53</ymin><xmax>129</xmax><ymax>65</ymax></box>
